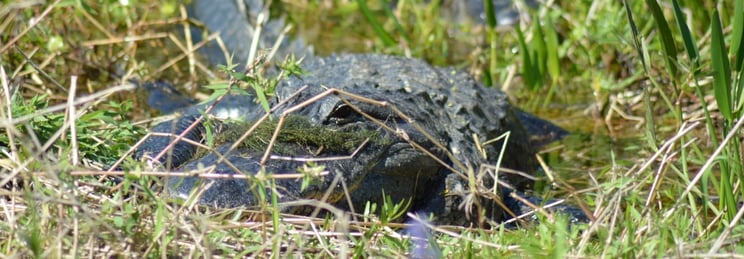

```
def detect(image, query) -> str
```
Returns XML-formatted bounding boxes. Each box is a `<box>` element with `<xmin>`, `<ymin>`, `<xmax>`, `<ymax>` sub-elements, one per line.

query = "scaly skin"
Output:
<box><xmin>136</xmin><ymin>54</ymin><xmax>551</xmax><ymax>225</ymax></box>
<box><xmin>132</xmin><ymin>0</ymin><xmax>589</xmax><ymax>226</ymax></box>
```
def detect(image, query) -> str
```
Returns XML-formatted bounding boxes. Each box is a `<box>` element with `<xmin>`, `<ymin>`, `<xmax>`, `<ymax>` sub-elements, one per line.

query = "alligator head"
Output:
<box><xmin>135</xmin><ymin>54</ymin><xmax>567</xmax><ymax>225</ymax></box>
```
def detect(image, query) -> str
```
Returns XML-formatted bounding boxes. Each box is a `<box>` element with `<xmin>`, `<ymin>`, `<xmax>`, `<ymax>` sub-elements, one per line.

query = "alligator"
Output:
<box><xmin>133</xmin><ymin>0</ymin><xmax>588</xmax><ymax>226</ymax></box>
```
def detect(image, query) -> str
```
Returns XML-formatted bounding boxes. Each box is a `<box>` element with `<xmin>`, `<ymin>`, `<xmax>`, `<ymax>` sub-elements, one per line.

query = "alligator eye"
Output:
<box><xmin>327</xmin><ymin>104</ymin><xmax>359</xmax><ymax>124</ymax></box>
<box><xmin>327</xmin><ymin>102</ymin><xmax>400</xmax><ymax>125</ymax></box>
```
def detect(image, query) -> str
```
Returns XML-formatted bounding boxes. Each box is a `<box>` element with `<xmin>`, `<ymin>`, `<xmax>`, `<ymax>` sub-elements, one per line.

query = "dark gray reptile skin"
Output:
<box><xmin>135</xmin><ymin>54</ymin><xmax>583</xmax><ymax>225</ymax></box>
<box><xmin>133</xmin><ymin>0</ymin><xmax>588</xmax><ymax>226</ymax></box>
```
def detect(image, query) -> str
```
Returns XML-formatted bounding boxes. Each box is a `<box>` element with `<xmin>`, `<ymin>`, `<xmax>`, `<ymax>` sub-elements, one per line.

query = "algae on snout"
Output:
<box><xmin>215</xmin><ymin>115</ymin><xmax>384</xmax><ymax>156</ymax></box>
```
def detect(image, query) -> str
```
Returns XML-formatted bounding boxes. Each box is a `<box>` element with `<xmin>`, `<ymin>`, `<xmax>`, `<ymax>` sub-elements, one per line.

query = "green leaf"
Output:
<box><xmin>217</xmin><ymin>56</ymin><xmax>240</xmax><ymax>73</ymax></box>
<box><xmin>671</xmin><ymin>0</ymin><xmax>700</xmax><ymax>74</ymax></box>
<box><xmin>545</xmin><ymin>14</ymin><xmax>561</xmax><ymax>83</ymax></box>
<box><xmin>231</xmin><ymin>88</ymin><xmax>251</xmax><ymax>96</ymax></box>
<box><xmin>253</xmin><ymin>84</ymin><xmax>270</xmax><ymax>114</ymax></box>
<box><xmin>357</xmin><ymin>0</ymin><xmax>396</xmax><ymax>47</ymax></box>
<box><xmin>711</xmin><ymin>10</ymin><xmax>733</xmax><ymax>121</ymax></box>
<box><xmin>483</xmin><ymin>0</ymin><xmax>497</xmax><ymax>29</ymax></box>
<box><xmin>530</xmin><ymin>12</ymin><xmax>547</xmax><ymax>89</ymax></box>
<box><xmin>202</xmin><ymin>89</ymin><xmax>228</xmax><ymax>105</ymax></box>
<box><xmin>731</xmin><ymin>0</ymin><xmax>744</xmax><ymax>71</ymax></box>
<box><xmin>516</xmin><ymin>23</ymin><xmax>536</xmax><ymax>89</ymax></box>
<box><xmin>623</xmin><ymin>0</ymin><xmax>648</xmax><ymax>72</ymax></box>
<box><xmin>204</xmin><ymin>118</ymin><xmax>215</xmax><ymax>147</ymax></box>
<box><xmin>380</xmin><ymin>0</ymin><xmax>408</xmax><ymax>44</ymax></box>
<box><xmin>645</xmin><ymin>0</ymin><xmax>678</xmax><ymax>78</ymax></box>
<box><xmin>230</xmin><ymin>71</ymin><xmax>252</xmax><ymax>82</ymax></box>
<box><xmin>203</xmin><ymin>83</ymin><xmax>230</xmax><ymax>90</ymax></box>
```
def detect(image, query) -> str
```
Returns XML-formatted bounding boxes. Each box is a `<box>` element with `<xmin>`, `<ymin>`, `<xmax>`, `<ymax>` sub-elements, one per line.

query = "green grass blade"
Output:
<box><xmin>542</xmin><ymin>13</ymin><xmax>560</xmax><ymax>108</ymax></box>
<box><xmin>711</xmin><ymin>9</ymin><xmax>733</xmax><ymax>121</ymax></box>
<box><xmin>357</xmin><ymin>0</ymin><xmax>397</xmax><ymax>47</ymax></box>
<box><xmin>380</xmin><ymin>0</ymin><xmax>409</xmax><ymax>44</ymax></box>
<box><xmin>516</xmin><ymin>23</ymin><xmax>536</xmax><ymax>89</ymax></box>
<box><xmin>529</xmin><ymin>12</ymin><xmax>547</xmax><ymax>90</ymax></box>
<box><xmin>731</xmin><ymin>0</ymin><xmax>744</xmax><ymax>112</ymax></box>
<box><xmin>672</xmin><ymin>0</ymin><xmax>718</xmax><ymax>149</ymax></box>
<box><xmin>253</xmin><ymin>83</ymin><xmax>271</xmax><ymax>114</ymax></box>
<box><xmin>645</xmin><ymin>0</ymin><xmax>678</xmax><ymax>79</ymax></box>
<box><xmin>737</xmin><ymin>70</ymin><xmax>744</xmax><ymax>112</ymax></box>
<box><xmin>483</xmin><ymin>0</ymin><xmax>497</xmax><ymax>28</ymax></box>
<box><xmin>545</xmin><ymin>14</ymin><xmax>560</xmax><ymax>83</ymax></box>
<box><xmin>481</xmin><ymin>0</ymin><xmax>498</xmax><ymax>87</ymax></box>
<box><xmin>731</xmin><ymin>0</ymin><xmax>744</xmax><ymax>71</ymax></box>
<box><xmin>623</xmin><ymin>0</ymin><xmax>648</xmax><ymax>72</ymax></box>
<box><xmin>671</xmin><ymin>0</ymin><xmax>699</xmax><ymax>73</ymax></box>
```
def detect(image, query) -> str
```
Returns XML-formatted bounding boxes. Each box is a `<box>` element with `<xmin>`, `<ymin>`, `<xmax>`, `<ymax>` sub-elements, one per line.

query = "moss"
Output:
<box><xmin>215</xmin><ymin>115</ymin><xmax>384</xmax><ymax>156</ymax></box>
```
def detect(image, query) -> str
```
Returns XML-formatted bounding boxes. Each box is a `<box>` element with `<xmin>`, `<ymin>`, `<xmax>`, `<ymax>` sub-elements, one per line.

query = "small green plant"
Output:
<box><xmin>209</xmin><ymin>53</ymin><xmax>306</xmax><ymax>114</ymax></box>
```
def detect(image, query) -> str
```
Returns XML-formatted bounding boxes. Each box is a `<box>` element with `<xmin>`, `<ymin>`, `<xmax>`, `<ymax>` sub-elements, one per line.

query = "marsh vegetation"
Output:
<box><xmin>1</xmin><ymin>0</ymin><xmax>743</xmax><ymax>257</ymax></box>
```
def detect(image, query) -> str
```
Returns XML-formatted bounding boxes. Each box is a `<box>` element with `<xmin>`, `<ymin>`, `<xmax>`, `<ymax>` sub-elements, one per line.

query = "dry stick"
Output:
<box><xmin>0</xmin><ymin>0</ymin><xmax>61</xmax><ymax>54</ymax></box>
<box><xmin>68</xmin><ymin>76</ymin><xmax>79</xmax><ymax>166</ymax></box>
<box><xmin>9</xmin><ymin>47</ymin><xmax>37</xmax><ymax>77</ymax></box>
<box><xmin>107</xmin><ymin>130</ymin><xmax>163</xmax><ymax>171</ymax></box>
<box><xmin>341</xmin><ymin>96</ymin><xmax>465</xmax><ymax>176</ymax></box>
<box><xmin>267</xmin><ymin>25</ymin><xmax>292</xmax><ymax>61</ymax></box>
<box><xmin>257</xmin><ymin>88</ymin><xmax>363</xmax><ymax>165</ymax></box>
<box><xmin>647</xmin><ymin>134</ymin><xmax>680</xmax><ymax>209</ymax></box>
<box><xmin>0</xmin><ymin>66</ymin><xmax>19</xmax><ymax>165</ymax></box>
<box><xmin>179</xmin><ymin>5</ymin><xmax>196</xmax><ymax>78</ymax></box>
<box><xmin>162</xmin><ymin>32</ymin><xmax>216</xmax><ymax>82</ymax></box>
<box><xmin>536</xmin><ymin>150</ymin><xmax>598</xmax><ymax>220</ymax></box>
<box><xmin>80</xmin><ymin>33</ymin><xmax>169</xmax><ymax>47</ymax></box>
<box><xmin>214</xmin><ymin>35</ymin><xmax>231</xmax><ymax>68</ymax></box>
<box><xmin>0</xmin><ymin>132</ymin><xmax>31</xmax><ymax>189</ymax></box>
<box><xmin>111</xmin><ymin>132</ymin><xmax>233</xmax><ymax>172</ymax></box>
<box><xmin>247</xmin><ymin>12</ymin><xmax>266</xmax><ymax>68</ymax></box>
<box><xmin>14</xmin><ymin>45</ymin><xmax>67</xmax><ymax>93</ymax></box>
